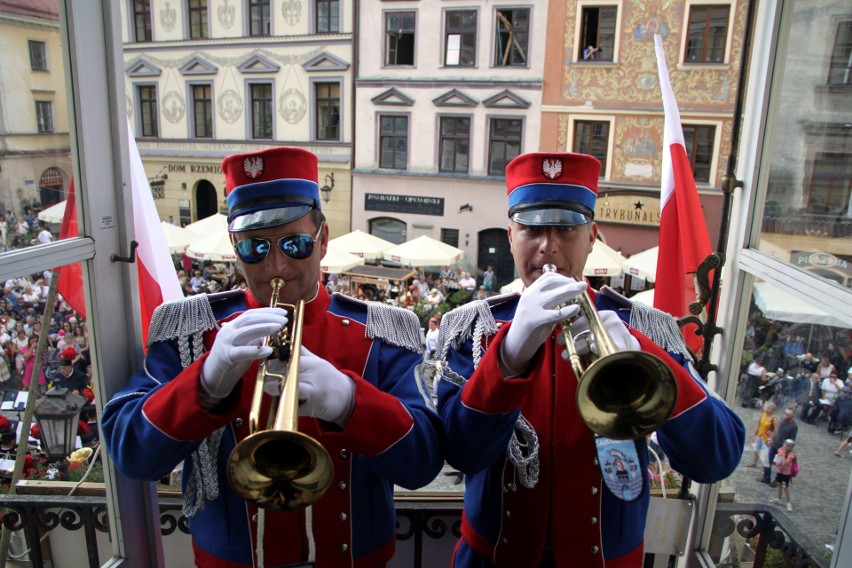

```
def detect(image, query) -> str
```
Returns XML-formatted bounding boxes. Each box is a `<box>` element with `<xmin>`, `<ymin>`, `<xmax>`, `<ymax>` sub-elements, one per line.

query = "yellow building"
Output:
<box><xmin>0</xmin><ymin>0</ymin><xmax>71</xmax><ymax>224</ymax></box>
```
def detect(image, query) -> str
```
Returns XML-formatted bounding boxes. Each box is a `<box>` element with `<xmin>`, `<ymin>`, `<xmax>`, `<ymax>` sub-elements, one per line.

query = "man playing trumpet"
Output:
<box><xmin>434</xmin><ymin>152</ymin><xmax>744</xmax><ymax>567</ymax></box>
<box><xmin>102</xmin><ymin>147</ymin><xmax>442</xmax><ymax>567</ymax></box>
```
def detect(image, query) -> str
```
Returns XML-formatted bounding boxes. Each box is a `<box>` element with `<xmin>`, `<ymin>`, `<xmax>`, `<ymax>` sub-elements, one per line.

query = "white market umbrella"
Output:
<box><xmin>160</xmin><ymin>221</ymin><xmax>196</xmax><ymax>254</ymax></box>
<box><xmin>622</xmin><ymin>246</ymin><xmax>659</xmax><ymax>283</ymax></box>
<box><xmin>752</xmin><ymin>282</ymin><xmax>851</xmax><ymax>328</ymax></box>
<box><xmin>630</xmin><ymin>289</ymin><xmax>655</xmax><ymax>306</ymax></box>
<box><xmin>327</xmin><ymin>230</ymin><xmax>394</xmax><ymax>261</ymax></box>
<box><xmin>583</xmin><ymin>240</ymin><xmax>626</xmax><ymax>277</ymax></box>
<box><xmin>184</xmin><ymin>212</ymin><xmax>228</xmax><ymax>236</ymax></box>
<box><xmin>383</xmin><ymin>235</ymin><xmax>464</xmax><ymax>267</ymax></box>
<box><xmin>185</xmin><ymin>231</ymin><xmax>237</xmax><ymax>262</ymax></box>
<box><xmin>37</xmin><ymin>200</ymin><xmax>67</xmax><ymax>224</ymax></box>
<box><xmin>321</xmin><ymin>248</ymin><xmax>365</xmax><ymax>273</ymax></box>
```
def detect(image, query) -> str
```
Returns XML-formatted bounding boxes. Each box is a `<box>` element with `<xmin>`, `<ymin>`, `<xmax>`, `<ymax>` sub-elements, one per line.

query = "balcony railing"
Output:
<box><xmin>0</xmin><ymin>494</ymin><xmax>830</xmax><ymax>567</ymax></box>
<box><xmin>762</xmin><ymin>213</ymin><xmax>852</xmax><ymax>239</ymax></box>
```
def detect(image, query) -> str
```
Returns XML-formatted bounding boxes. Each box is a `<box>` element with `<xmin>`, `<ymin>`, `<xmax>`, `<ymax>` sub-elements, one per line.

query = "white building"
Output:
<box><xmin>119</xmin><ymin>0</ymin><xmax>353</xmax><ymax>234</ymax></box>
<box><xmin>353</xmin><ymin>0</ymin><xmax>550</xmax><ymax>287</ymax></box>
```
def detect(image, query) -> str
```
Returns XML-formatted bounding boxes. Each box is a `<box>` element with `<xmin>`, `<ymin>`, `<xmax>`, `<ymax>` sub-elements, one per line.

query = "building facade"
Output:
<box><xmin>119</xmin><ymin>0</ymin><xmax>353</xmax><ymax>235</ymax></box>
<box><xmin>540</xmin><ymin>0</ymin><xmax>747</xmax><ymax>256</ymax></box>
<box><xmin>352</xmin><ymin>0</ymin><xmax>550</xmax><ymax>289</ymax></box>
<box><xmin>0</xmin><ymin>0</ymin><xmax>70</xmax><ymax>225</ymax></box>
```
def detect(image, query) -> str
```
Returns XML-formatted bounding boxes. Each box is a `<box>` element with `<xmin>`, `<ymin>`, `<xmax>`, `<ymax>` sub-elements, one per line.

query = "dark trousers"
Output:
<box><xmin>800</xmin><ymin>400</ymin><xmax>821</xmax><ymax>423</ymax></box>
<box><xmin>763</xmin><ymin>446</ymin><xmax>781</xmax><ymax>482</ymax></box>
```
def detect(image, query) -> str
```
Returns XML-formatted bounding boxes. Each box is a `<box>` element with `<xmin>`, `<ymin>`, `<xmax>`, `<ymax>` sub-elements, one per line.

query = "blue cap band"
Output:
<box><xmin>508</xmin><ymin>182</ymin><xmax>597</xmax><ymax>214</ymax></box>
<box><xmin>227</xmin><ymin>178</ymin><xmax>320</xmax><ymax>224</ymax></box>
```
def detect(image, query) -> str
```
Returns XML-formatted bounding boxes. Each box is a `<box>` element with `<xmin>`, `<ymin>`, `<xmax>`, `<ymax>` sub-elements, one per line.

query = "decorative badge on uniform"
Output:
<box><xmin>595</xmin><ymin>437</ymin><xmax>644</xmax><ymax>502</ymax></box>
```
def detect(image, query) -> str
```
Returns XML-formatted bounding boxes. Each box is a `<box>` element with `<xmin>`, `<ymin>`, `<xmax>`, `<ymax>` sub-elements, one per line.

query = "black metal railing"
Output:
<box><xmin>712</xmin><ymin>503</ymin><xmax>830</xmax><ymax>568</ymax></box>
<box><xmin>0</xmin><ymin>495</ymin><xmax>831</xmax><ymax>567</ymax></box>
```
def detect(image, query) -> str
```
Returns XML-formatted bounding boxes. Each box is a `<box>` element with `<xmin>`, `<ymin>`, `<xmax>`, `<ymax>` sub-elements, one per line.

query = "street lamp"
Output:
<box><xmin>34</xmin><ymin>387</ymin><xmax>87</xmax><ymax>470</ymax></box>
<box><xmin>320</xmin><ymin>172</ymin><xmax>335</xmax><ymax>203</ymax></box>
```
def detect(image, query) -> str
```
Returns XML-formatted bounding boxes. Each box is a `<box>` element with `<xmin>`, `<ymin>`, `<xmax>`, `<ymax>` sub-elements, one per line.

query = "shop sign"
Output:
<box><xmin>365</xmin><ymin>193</ymin><xmax>444</xmax><ymax>216</ymax></box>
<box><xmin>595</xmin><ymin>194</ymin><xmax>661</xmax><ymax>226</ymax></box>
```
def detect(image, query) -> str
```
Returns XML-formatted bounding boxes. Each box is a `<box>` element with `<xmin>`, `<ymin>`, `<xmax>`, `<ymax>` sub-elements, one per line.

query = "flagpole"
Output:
<box><xmin>692</xmin><ymin>0</ymin><xmax>758</xmax><ymax>379</ymax></box>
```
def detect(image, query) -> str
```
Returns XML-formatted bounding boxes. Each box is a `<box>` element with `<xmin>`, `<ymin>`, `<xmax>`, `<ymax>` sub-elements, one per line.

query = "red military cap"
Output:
<box><xmin>222</xmin><ymin>147</ymin><xmax>320</xmax><ymax>232</ymax></box>
<box><xmin>30</xmin><ymin>424</ymin><xmax>40</xmax><ymax>439</ymax></box>
<box><xmin>506</xmin><ymin>152</ymin><xmax>601</xmax><ymax>226</ymax></box>
<box><xmin>60</xmin><ymin>347</ymin><xmax>77</xmax><ymax>365</ymax></box>
<box><xmin>0</xmin><ymin>415</ymin><xmax>10</xmax><ymax>433</ymax></box>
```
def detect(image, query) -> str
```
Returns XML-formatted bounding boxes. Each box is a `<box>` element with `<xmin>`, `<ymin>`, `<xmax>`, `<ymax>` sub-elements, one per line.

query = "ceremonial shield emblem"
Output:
<box><xmin>595</xmin><ymin>437</ymin><xmax>644</xmax><ymax>502</ymax></box>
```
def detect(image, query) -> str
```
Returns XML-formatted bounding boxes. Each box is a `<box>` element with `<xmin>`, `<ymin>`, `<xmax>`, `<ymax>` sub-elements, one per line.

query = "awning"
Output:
<box><xmin>340</xmin><ymin>264</ymin><xmax>417</xmax><ymax>287</ymax></box>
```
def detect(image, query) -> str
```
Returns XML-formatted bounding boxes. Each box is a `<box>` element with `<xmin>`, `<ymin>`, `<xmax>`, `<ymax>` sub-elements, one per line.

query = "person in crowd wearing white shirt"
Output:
<box><xmin>425</xmin><ymin>316</ymin><xmax>441</xmax><ymax>360</ymax></box>
<box><xmin>37</xmin><ymin>224</ymin><xmax>53</xmax><ymax>245</ymax></box>
<box><xmin>458</xmin><ymin>271</ymin><xmax>477</xmax><ymax>291</ymax></box>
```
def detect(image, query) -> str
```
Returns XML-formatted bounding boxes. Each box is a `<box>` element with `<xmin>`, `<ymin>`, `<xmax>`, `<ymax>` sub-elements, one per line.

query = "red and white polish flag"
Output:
<box><xmin>127</xmin><ymin>118</ymin><xmax>183</xmax><ymax>345</ymax></box>
<box><xmin>57</xmin><ymin>121</ymin><xmax>182</xmax><ymax>345</ymax></box>
<box><xmin>653</xmin><ymin>34</ymin><xmax>713</xmax><ymax>354</ymax></box>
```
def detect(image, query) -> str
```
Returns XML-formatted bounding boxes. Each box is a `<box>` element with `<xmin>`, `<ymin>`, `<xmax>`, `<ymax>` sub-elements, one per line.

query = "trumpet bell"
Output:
<box><xmin>228</xmin><ymin>430</ymin><xmax>334</xmax><ymax>511</ymax></box>
<box><xmin>576</xmin><ymin>350</ymin><xmax>678</xmax><ymax>440</ymax></box>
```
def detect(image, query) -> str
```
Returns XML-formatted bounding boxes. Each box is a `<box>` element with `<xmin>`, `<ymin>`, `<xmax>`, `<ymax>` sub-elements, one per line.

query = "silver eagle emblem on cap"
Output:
<box><xmin>542</xmin><ymin>158</ymin><xmax>563</xmax><ymax>180</ymax></box>
<box><xmin>243</xmin><ymin>156</ymin><xmax>264</xmax><ymax>179</ymax></box>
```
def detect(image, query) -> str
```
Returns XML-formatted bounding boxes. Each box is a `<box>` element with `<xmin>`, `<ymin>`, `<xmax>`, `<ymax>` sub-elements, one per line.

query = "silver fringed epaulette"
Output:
<box><xmin>436</xmin><ymin>298</ymin><xmax>539</xmax><ymax>489</ymax></box>
<box><xmin>146</xmin><ymin>294</ymin><xmax>224</xmax><ymax>518</ymax></box>
<box><xmin>146</xmin><ymin>294</ymin><xmax>220</xmax><ymax>369</ymax></box>
<box><xmin>435</xmin><ymin>299</ymin><xmax>499</xmax><ymax>367</ymax></box>
<box><xmin>365</xmin><ymin>301</ymin><xmax>423</xmax><ymax>353</ymax></box>
<box><xmin>628</xmin><ymin>300</ymin><xmax>694</xmax><ymax>363</ymax></box>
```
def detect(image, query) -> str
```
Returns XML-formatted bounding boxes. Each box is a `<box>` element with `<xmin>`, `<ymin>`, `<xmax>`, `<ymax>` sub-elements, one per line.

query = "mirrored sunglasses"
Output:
<box><xmin>234</xmin><ymin>223</ymin><xmax>323</xmax><ymax>264</ymax></box>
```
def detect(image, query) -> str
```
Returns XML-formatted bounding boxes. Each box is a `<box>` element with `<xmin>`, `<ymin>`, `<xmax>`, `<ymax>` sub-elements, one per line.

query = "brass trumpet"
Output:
<box><xmin>227</xmin><ymin>278</ymin><xmax>334</xmax><ymax>510</ymax></box>
<box><xmin>543</xmin><ymin>265</ymin><xmax>678</xmax><ymax>440</ymax></box>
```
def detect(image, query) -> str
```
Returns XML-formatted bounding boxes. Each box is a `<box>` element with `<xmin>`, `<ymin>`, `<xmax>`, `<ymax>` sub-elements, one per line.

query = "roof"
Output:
<box><xmin>340</xmin><ymin>264</ymin><xmax>417</xmax><ymax>283</ymax></box>
<box><xmin>0</xmin><ymin>0</ymin><xmax>59</xmax><ymax>20</ymax></box>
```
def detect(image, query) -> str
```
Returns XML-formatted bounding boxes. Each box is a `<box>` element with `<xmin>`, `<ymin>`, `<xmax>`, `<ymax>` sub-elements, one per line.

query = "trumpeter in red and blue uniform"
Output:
<box><xmin>102</xmin><ymin>147</ymin><xmax>443</xmax><ymax>567</ymax></box>
<box><xmin>435</xmin><ymin>152</ymin><xmax>745</xmax><ymax>567</ymax></box>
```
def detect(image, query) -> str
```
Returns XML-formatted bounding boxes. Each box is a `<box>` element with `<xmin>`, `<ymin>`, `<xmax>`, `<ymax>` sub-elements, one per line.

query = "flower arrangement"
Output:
<box><xmin>649</xmin><ymin>469</ymin><xmax>681</xmax><ymax>491</ymax></box>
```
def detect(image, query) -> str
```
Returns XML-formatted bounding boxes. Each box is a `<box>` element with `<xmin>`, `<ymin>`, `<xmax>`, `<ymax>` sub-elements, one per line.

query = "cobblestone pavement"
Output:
<box><xmin>727</xmin><ymin>403</ymin><xmax>852</xmax><ymax>555</ymax></box>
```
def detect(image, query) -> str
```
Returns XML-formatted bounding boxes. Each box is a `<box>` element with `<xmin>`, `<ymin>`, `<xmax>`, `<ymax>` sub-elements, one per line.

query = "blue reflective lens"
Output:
<box><xmin>234</xmin><ymin>233</ymin><xmax>316</xmax><ymax>264</ymax></box>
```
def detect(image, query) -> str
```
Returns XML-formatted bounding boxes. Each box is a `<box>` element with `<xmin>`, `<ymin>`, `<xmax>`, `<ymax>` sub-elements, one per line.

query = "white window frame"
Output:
<box><xmin>681</xmin><ymin>118</ymin><xmax>723</xmax><ymax>187</ymax></box>
<box><xmin>311</xmin><ymin>77</ymin><xmax>343</xmax><ymax>142</ymax></box>
<box><xmin>566</xmin><ymin>114</ymin><xmax>615</xmax><ymax>179</ymax></box>
<box><xmin>491</xmin><ymin>5</ymin><xmax>532</xmax><ymax>69</ymax></box>
<box><xmin>443</xmin><ymin>8</ymin><xmax>479</xmax><ymax>68</ymax></box>
<box><xmin>377</xmin><ymin>112</ymin><xmax>410</xmax><ymax>170</ymax></box>
<box><xmin>245</xmin><ymin>0</ymin><xmax>272</xmax><ymax>36</ymax></box>
<box><xmin>678</xmin><ymin>0</ymin><xmax>736</xmax><ymax>67</ymax></box>
<box><xmin>0</xmin><ymin>1</ymin><xmax>165</xmax><ymax>566</ymax></box>
<box><xmin>187</xmin><ymin>81</ymin><xmax>215</xmax><ymax>139</ymax></box>
<box><xmin>573</xmin><ymin>0</ymin><xmax>623</xmax><ymax>63</ymax></box>
<box><xmin>383</xmin><ymin>9</ymin><xmax>417</xmax><ymax>68</ymax></box>
<box><xmin>246</xmin><ymin>79</ymin><xmax>275</xmax><ymax>140</ymax></box>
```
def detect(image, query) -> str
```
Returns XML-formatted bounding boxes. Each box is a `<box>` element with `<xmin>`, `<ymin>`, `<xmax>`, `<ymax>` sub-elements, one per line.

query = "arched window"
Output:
<box><xmin>369</xmin><ymin>216</ymin><xmax>406</xmax><ymax>244</ymax></box>
<box><xmin>38</xmin><ymin>166</ymin><xmax>66</xmax><ymax>206</ymax></box>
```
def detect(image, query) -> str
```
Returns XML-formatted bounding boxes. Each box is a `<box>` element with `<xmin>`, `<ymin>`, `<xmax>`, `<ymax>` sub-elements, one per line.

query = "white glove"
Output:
<box><xmin>200</xmin><ymin>308</ymin><xmax>289</xmax><ymax>399</ymax></box>
<box><xmin>298</xmin><ymin>347</ymin><xmax>356</xmax><ymax>427</ymax></box>
<box><xmin>500</xmin><ymin>271</ymin><xmax>585</xmax><ymax>375</ymax></box>
<box><xmin>560</xmin><ymin>309</ymin><xmax>640</xmax><ymax>360</ymax></box>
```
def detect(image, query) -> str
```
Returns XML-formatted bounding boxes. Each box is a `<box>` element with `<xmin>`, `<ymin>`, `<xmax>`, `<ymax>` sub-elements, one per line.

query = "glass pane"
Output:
<box><xmin>710</xmin><ymin>277</ymin><xmax>850</xmax><ymax>565</ymax></box>
<box><xmin>712</xmin><ymin>4</ymin><xmax>852</xmax><ymax>563</ymax></box>
<box><xmin>757</xmin><ymin>8</ymin><xmax>852</xmax><ymax>290</ymax></box>
<box><xmin>1</xmin><ymin>7</ymin><xmax>77</xmax><ymax>252</ymax></box>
